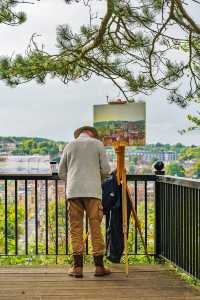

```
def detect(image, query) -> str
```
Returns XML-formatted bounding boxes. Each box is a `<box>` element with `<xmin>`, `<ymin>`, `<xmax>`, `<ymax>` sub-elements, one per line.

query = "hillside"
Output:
<box><xmin>0</xmin><ymin>136</ymin><xmax>66</xmax><ymax>156</ymax></box>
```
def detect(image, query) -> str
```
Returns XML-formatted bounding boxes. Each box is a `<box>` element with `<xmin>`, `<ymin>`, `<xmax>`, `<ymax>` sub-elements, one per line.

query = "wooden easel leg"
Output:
<box><xmin>115</xmin><ymin>145</ymin><xmax>129</xmax><ymax>276</ymax></box>
<box><xmin>122</xmin><ymin>169</ymin><xmax>129</xmax><ymax>276</ymax></box>
<box><xmin>126</xmin><ymin>185</ymin><xmax>151</xmax><ymax>263</ymax></box>
<box><xmin>84</xmin><ymin>232</ymin><xmax>89</xmax><ymax>244</ymax></box>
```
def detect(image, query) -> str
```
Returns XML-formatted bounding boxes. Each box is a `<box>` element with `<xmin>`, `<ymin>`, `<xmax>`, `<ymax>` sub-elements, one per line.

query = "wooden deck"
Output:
<box><xmin>0</xmin><ymin>264</ymin><xmax>199</xmax><ymax>300</ymax></box>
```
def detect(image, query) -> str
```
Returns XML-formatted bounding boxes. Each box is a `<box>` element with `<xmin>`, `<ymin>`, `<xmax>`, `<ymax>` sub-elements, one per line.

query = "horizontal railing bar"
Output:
<box><xmin>0</xmin><ymin>174</ymin><xmax>60</xmax><ymax>180</ymax></box>
<box><xmin>0</xmin><ymin>174</ymin><xmax>199</xmax><ymax>188</ymax></box>
<box><xmin>1</xmin><ymin>174</ymin><xmax>199</xmax><ymax>188</ymax></box>
<box><xmin>0</xmin><ymin>174</ymin><xmax>157</xmax><ymax>181</ymax></box>
<box><xmin>157</xmin><ymin>175</ymin><xmax>200</xmax><ymax>189</ymax></box>
<box><xmin>127</xmin><ymin>174</ymin><xmax>157</xmax><ymax>181</ymax></box>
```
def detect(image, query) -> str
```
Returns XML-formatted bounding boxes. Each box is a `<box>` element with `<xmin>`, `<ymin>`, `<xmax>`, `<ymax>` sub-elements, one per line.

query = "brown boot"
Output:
<box><xmin>68</xmin><ymin>255</ymin><xmax>83</xmax><ymax>278</ymax></box>
<box><xmin>94</xmin><ymin>255</ymin><xmax>111</xmax><ymax>277</ymax></box>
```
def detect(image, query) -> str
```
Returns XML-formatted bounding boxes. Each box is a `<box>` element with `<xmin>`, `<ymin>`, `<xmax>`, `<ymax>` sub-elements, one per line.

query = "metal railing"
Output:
<box><xmin>127</xmin><ymin>175</ymin><xmax>156</xmax><ymax>256</ymax></box>
<box><xmin>0</xmin><ymin>173</ymin><xmax>200</xmax><ymax>281</ymax></box>
<box><xmin>0</xmin><ymin>174</ymin><xmax>156</xmax><ymax>257</ymax></box>
<box><xmin>156</xmin><ymin>176</ymin><xmax>200</xmax><ymax>280</ymax></box>
<box><xmin>0</xmin><ymin>175</ymin><xmax>63</xmax><ymax>256</ymax></box>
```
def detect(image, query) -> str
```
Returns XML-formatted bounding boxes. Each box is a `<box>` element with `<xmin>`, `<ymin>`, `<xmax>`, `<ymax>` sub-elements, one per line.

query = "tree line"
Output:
<box><xmin>0</xmin><ymin>136</ymin><xmax>66</xmax><ymax>155</ymax></box>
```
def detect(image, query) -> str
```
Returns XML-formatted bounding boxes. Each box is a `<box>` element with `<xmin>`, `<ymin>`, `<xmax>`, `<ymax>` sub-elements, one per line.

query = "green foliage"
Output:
<box><xmin>180</xmin><ymin>112</ymin><xmax>200</xmax><ymax>134</ymax></box>
<box><xmin>0</xmin><ymin>0</ymin><xmax>200</xmax><ymax>117</ymax></box>
<box><xmin>12</xmin><ymin>138</ymin><xmax>62</xmax><ymax>155</ymax></box>
<box><xmin>0</xmin><ymin>195</ymin><xmax>155</xmax><ymax>265</ymax></box>
<box><xmin>40</xmin><ymin>198</ymin><xmax>68</xmax><ymax>254</ymax></box>
<box><xmin>129</xmin><ymin>163</ymin><xmax>136</xmax><ymax>175</ymax></box>
<box><xmin>192</xmin><ymin>161</ymin><xmax>200</xmax><ymax>178</ymax></box>
<box><xmin>188</xmin><ymin>160</ymin><xmax>200</xmax><ymax>178</ymax></box>
<box><xmin>13</xmin><ymin>140</ymin><xmax>59</xmax><ymax>155</ymax></box>
<box><xmin>0</xmin><ymin>0</ymin><xmax>27</xmax><ymax>26</ymax></box>
<box><xmin>0</xmin><ymin>0</ymin><xmax>200</xmax><ymax>131</ymax></box>
<box><xmin>179</xmin><ymin>146</ymin><xmax>200</xmax><ymax>161</ymax></box>
<box><xmin>0</xmin><ymin>198</ymin><xmax>25</xmax><ymax>254</ymax></box>
<box><xmin>0</xmin><ymin>195</ymin><xmax>72</xmax><ymax>265</ymax></box>
<box><xmin>165</xmin><ymin>162</ymin><xmax>185</xmax><ymax>177</ymax></box>
<box><xmin>134</xmin><ymin>143</ymin><xmax>186</xmax><ymax>154</ymax></box>
<box><xmin>0</xmin><ymin>137</ymin><xmax>190</xmax><ymax>158</ymax></box>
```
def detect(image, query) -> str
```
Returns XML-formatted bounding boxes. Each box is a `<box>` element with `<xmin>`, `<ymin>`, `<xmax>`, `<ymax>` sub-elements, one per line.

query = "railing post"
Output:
<box><xmin>155</xmin><ymin>179</ymin><xmax>161</xmax><ymax>262</ymax></box>
<box><xmin>153</xmin><ymin>161</ymin><xmax>165</xmax><ymax>262</ymax></box>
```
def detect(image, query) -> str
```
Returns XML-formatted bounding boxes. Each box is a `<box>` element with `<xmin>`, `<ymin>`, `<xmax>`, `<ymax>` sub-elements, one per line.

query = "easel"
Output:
<box><xmin>114</xmin><ymin>142</ymin><xmax>129</xmax><ymax>276</ymax></box>
<box><xmin>83</xmin><ymin>99</ymin><xmax>149</xmax><ymax>276</ymax></box>
<box><xmin>114</xmin><ymin>141</ymin><xmax>150</xmax><ymax>276</ymax></box>
<box><xmin>83</xmin><ymin>141</ymin><xmax>150</xmax><ymax>276</ymax></box>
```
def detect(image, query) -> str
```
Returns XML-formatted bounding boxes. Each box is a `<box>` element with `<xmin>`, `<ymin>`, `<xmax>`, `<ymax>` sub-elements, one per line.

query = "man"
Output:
<box><xmin>58</xmin><ymin>126</ymin><xmax>111</xmax><ymax>278</ymax></box>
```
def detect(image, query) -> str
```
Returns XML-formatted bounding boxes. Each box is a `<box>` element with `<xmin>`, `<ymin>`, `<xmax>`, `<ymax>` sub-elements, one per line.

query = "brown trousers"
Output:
<box><xmin>68</xmin><ymin>198</ymin><xmax>105</xmax><ymax>256</ymax></box>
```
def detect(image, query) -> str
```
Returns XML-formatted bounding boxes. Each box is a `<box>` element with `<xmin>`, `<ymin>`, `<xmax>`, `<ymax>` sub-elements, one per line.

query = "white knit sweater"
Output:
<box><xmin>58</xmin><ymin>134</ymin><xmax>111</xmax><ymax>200</ymax></box>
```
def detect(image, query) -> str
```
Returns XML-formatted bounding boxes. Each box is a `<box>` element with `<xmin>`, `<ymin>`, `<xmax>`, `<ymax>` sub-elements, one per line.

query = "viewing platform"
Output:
<box><xmin>0</xmin><ymin>264</ymin><xmax>200</xmax><ymax>300</ymax></box>
<box><xmin>0</xmin><ymin>173</ymin><xmax>199</xmax><ymax>299</ymax></box>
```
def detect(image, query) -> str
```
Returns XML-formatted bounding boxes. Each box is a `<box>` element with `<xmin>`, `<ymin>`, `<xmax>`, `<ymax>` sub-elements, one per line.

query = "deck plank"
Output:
<box><xmin>0</xmin><ymin>264</ymin><xmax>199</xmax><ymax>299</ymax></box>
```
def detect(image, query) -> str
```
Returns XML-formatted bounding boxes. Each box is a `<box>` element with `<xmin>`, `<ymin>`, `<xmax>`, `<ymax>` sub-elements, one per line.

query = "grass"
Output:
<box><xmin>164</xmin><ymin>260</ymin><xmax>200</xmax><ymax>288</ymax></box>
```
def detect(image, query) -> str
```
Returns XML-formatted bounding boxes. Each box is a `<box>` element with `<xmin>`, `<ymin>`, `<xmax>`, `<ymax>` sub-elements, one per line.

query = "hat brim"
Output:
<box><xmin>74</xmin><ymin>126</ymin><xmax>99</xmax><ymax>139</ymax></box>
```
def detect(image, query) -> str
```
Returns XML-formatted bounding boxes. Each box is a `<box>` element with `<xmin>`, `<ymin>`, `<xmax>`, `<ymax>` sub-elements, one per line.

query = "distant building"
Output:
<box><xmin>106</xmin><ymin>148</ymin><xmax>177</xmax><ymax>163</ymax></box>
<box><xmin>0</xmin><ymin>140</ymin><xmax>16</xmax><ymax>155</ymax></box>
<box><xmin>126</xmin><ymin>150</ymin><xmax>177</xmax><ymax>162</ymax></box>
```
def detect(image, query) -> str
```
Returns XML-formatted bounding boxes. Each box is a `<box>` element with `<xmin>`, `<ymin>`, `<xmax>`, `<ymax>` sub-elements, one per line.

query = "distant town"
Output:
<box><xmin>0</xmin><ymin>136</ymin><xmax>199</xmax><ymax>255</ymax></box>
<box><xmin>0</xmin><ymin>136</ymin><xmax>199</xmax><ymax>178</ymax></box>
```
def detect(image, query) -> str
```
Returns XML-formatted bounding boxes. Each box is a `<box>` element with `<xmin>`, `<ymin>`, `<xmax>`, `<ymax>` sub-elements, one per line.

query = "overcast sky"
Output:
<box><xmin>0</xmin><ymin>0</ymin><xmax>199</xmax><ymax>145</ymax></box>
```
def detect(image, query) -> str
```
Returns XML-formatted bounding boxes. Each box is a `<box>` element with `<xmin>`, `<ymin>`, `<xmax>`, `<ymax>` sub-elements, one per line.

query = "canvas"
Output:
<box><xmin>93</xmin><ymin>103</ymin><xmax>146</xmax><ymax>146</ymax></box>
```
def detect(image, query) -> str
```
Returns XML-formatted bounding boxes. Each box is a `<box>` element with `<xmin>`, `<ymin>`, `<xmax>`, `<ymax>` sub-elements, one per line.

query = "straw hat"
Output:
<box><xmin>74</xmin><ymin>126</ymin><xmax>99</xmax><ymax>139</ymax></box>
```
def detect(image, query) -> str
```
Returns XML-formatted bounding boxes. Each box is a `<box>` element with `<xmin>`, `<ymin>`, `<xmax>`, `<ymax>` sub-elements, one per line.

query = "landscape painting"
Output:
<box><xmin>94</xmin><ymin>103</ymin><xmax>146</xmax><ymax>146</ymax></box>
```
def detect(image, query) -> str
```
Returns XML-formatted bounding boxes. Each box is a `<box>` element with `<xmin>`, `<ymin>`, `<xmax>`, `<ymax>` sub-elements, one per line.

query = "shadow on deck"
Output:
<box><xmin>0</xmin><ymin>264</ymin><xmax>199</xmax><ymax>300</ymax></box>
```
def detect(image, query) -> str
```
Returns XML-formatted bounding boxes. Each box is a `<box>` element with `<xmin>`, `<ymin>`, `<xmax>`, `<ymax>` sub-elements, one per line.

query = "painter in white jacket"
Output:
<box><xmin>58</xmin><ymin>126</ymin><xmax>111</xmax><ymax>278</ymax></box>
